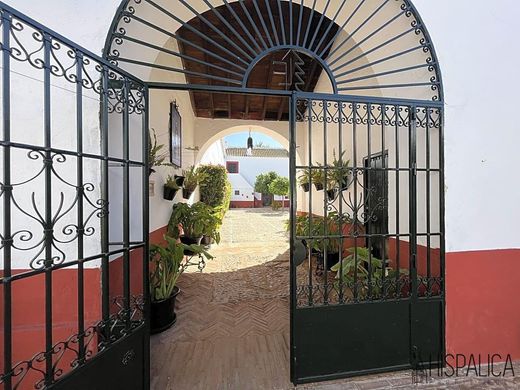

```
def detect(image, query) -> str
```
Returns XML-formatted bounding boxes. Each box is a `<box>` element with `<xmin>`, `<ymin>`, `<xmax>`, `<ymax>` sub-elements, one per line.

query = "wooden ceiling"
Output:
<box><xmin>177</xmin><ymin>1</ymin><xmax>339</xmax><ymax>121</ymax></box>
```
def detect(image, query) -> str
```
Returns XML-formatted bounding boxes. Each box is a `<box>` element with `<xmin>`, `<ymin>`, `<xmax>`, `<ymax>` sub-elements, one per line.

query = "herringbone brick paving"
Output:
<box><xmin>150</xmin><ymin>209</ymin><xmax>519</xmax><ymax>389</ymax></box>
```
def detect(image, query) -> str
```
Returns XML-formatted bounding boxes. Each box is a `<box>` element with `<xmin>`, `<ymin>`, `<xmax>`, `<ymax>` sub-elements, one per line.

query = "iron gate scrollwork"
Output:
<box><xmin>289</xmin><ymin>92</ymin><xmax>444</xmax><ymax>383</ymax></box>
<box><xmin>0</xmin><ymin>3</ymin><xmax>149</xmax><ymax>389</ymax></box>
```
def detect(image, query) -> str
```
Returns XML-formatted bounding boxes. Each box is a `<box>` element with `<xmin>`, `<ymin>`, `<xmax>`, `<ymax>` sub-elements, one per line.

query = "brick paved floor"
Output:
<box><xmin>150</xmin><ymin>209</ymin><xmax>519</xmax><ymax>389</ymax></box>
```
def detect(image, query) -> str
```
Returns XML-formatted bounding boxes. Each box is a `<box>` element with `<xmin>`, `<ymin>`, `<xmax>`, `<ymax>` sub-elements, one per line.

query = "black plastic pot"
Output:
<box><xmin>327</xmin><ymin>189</ymin><xmax>337</xmax><ymax>201</ymax></box>
<box><xmin>180</xmin><ymin>235</ymin><xmax>203</xmax><ymax>255</ymax></box>
<box><xmin>201</xmin><ymin>235</ymin><xmax>213</xmax><ymax>249</ymax></box>
<box><xmin>314</xmin><ymin>182</ymin><xmax>324</xmax><ymax>191</ymax></box>
<box><xmin>150</xmin><ymin>286</ymin><xmax>180</xmax><ymax>334</ymax></box>
<box><xmin>317</xmin><ymin>252</ymin><xmax>342</xmax><ymax>271</ymax></box>
<box><xmin>163</xmin><ymin>186</ymin><xmax>179</xmax><ymax>201</ymax></box>
<box><xmin>339</xmin><ymin>176</ymin><xmax>352</xmax><ymax>190</ymax></box>
<box><xmin>182</xmin><ymin>188</ymin><xmax>194</xmax><ymax>199</ymax></box>
<box><xmin>175</xmin><ymin>175</ymin><xmax>185</xmax><ymax>187</ymax></box>
<box><xmin>301</xmin><ymin>183</ymin><xmax>311</xmax><ymax>192</ymax></box>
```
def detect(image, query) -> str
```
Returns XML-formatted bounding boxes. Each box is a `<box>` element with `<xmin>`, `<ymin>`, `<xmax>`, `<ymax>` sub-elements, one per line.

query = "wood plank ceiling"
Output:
<box><xmin>177</xmin><ymin>1</ymin><xmax>339</xmax><ymax>121</ymax></box>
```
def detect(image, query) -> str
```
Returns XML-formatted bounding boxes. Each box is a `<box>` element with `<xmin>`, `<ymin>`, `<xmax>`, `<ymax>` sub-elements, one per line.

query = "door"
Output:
<box><xmin>0</xmin><ymin>3</ymin><xmax>150</xmax><ymax>389</ymax></box>
<box><xmin>364</xmin><ymin>153</ymin><xmax>389</xmax><ymax>260</ymax></box>
<box><xmin>289</xmin><ymin>93</ymin><xmax>444</xmax><ymax>384</ymax></box>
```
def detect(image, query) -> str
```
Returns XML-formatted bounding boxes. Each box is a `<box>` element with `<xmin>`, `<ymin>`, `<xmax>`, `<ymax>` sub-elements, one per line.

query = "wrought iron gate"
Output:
<box><xmin>0</xmin><ymin>3</ymin><xmax>150</xmax><ymax>389</ymax></box>
<box><xmin>289</xmin><ymin>92</ymin><xmax>444</xmax><ymax>383</ymax></box>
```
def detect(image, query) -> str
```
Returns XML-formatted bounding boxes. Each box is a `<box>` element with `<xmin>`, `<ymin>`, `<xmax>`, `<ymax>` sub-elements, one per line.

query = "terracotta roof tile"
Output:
<box><xmin>226</xmin><ymin>147</ymin><xmax>289</xmax><ymax>158</ymax></box>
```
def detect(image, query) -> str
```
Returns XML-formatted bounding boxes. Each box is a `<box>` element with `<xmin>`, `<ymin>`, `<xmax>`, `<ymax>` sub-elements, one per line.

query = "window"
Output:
<box><xmin>226</xmin><ymin>161</ymin><xmax>239</xmax><ymax>174</ymax></box>
<box><xmin>234</xmin><ymin>190</ymin><xmax>240</xmax><ymax>196</ymax></box>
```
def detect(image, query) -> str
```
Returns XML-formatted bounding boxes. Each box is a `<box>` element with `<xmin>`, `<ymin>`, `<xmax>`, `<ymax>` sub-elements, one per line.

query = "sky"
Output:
<box><xmin>224</xmin><ymin>132</ymin><xmax>284</xmax><ymax>149</ymax></box>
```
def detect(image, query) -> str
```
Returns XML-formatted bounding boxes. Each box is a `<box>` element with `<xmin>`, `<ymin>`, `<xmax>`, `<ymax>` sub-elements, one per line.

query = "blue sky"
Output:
<box><xmin>224</xmin><ymin>132</ymin><xmax>284</xmax><ymax>149</ymax></box>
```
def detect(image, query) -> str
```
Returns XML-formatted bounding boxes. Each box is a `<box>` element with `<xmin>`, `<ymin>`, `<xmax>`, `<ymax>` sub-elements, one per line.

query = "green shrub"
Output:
<box><xmin>198</xmin><ymin>164</ymin><xmax>231</xmax><ymax>220</ymax></box>
<box><xmin>254</xmin><ymin>171</ymin><xmax>279</xmax><ymax>194</ymax></box>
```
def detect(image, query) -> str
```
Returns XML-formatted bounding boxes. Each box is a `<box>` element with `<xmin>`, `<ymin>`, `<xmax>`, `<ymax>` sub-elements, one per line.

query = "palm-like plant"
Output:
<box><xmin>148</xmin><ymin>129</ymin><xmax>172</xmax><ymax>175</ymax></box>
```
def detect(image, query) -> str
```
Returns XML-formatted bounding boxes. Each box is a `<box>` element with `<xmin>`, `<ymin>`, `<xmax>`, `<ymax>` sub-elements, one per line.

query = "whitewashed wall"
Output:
<box><xmin>226</xmin><ymin>155</ymin><xmax>289</xmax><ymax>188</ymax></box>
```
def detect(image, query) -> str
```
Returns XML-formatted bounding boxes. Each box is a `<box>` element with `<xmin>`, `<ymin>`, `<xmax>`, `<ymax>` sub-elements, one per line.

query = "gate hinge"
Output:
<box><xmin>411</xmin><ymin>253</ymin><xmax>417</xmax><ymax>269</ymax></box>
<box><xmin>412</xmin><ymin>162</ymin><xmax>417</xmax><ymax>176</ymax></box>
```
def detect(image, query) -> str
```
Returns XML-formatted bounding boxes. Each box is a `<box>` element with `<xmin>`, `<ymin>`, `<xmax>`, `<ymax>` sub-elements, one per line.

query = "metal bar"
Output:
<box><xmin>142</xmin><ymin>86</ymin><xmax>151</xmax><ymax>390</ymax></box>
<box><xmin>338</xmin><ymin>82</ymin><xmax>440</xmax><ymax>92</ymax></box>
<box><xmin>314</xmin><ymin>0</ymin><xmax>348</xmax><ymax>55</ymax></box>
<box><xmin>0</xmin><ymin>141</ymin><xmax>144</xmax><ymax>166</ymax></box>
<box><xmin>409</xmin><ymin>106</ymin><xmax>418</xmax><ymax>301</ymax></box>
<box><xmin>264</xmin><ymin>0</ymin><xmax>280</xmax><ymax>46</ymax></box>
<box><xmin>100</xmin><ymin>66</ymin><xmax>111</xmax><ymax>340</ymax></box>
<box><xmin>322</xmin><ymin>99</ymin><xmax>328</xmax><ymax>305</ymax></box>
<box><xmin>203</xmin><ymin>0</ymin><xmax>259</xmax><ymax>56</ymax></box>
<box><xmin>43</xmin><ymin>32</ymin><xmax>53</xmax><ymax>386</ymax></box>
<box><xmin>238</xmin><ymin>0</ymin><xmax>269</xmax><ymax>51</ymax></box>
<box><xmin>142</xmin><ymin>0</ymin><xmax>250</xmax><ymax>66</ymax></box>
<box><xmin>0</xmin><ymin>1</ymin><xmax>142</xmax><ymax>83</ymax></box>
<box><xmin>75</xmin><ymin>50</ymin><xmax>86</xmax><ymax>365</ymax></box>
<box><xmin>296</xmin><ymin>0</ymin><xmax>304</xmax><ymax>46</ymax></box>
<box><xmin>5</xmin><ymin>244</ymin><xmax>146</xmax><ymax>284</ymax></box>
<box><xmin>337</xmin><ymin>64</ymin><xmax>433</xmax><ymax>85</ymax></box>
<box><xmin>223</xmin><ymin>0</ymin><xmax>263</xmax><ymax>53</ymax></box>
<box><xmin>380</xmin><ymin>104</ymin><xmax>387</xmax><ymax>299</ymax></box>
<box><xmin>395</xmin><ymin>105</ymin><xmax>401</xmax><ymax>296</ymax></box>
<box><xmin>307</xmin><ymin>0</ymin><xmax>330</xmax><ymax>52</ymax></box>
<box><xmin>289</xmin><ymin>91</ymin><xmax>297</xmax><ymax>384</ymax></box>
<box><xmin>178</xmin><ymin>0</ymin><xmax>254</xmax><ymax>61</ymax></box>
<box><xmin>113</xmin><ymin>57</ymin><xmax>243</xmax><ymax>85</ymax></box>
<box><xmin>120</xmin><ymin>12</ymin><xmax>247</xmax><ymax>72</ymax></box>
<box><xmin>352</xmin><ymin>103</ymin><xmax>358</xmax><ymax>301</ymax></box>
<box><xmin>122</xmin><ymin>79</ymin><xmax>131</xmax><ymax>329</ymax></box>
<box><xmin>426</xmin><ymin>107</ymin><xmax>431</xmax><ymax>295</ymax></box>
<box><xmin>2</xmin><ymin>10</ymin><xmax>12</xmax><ymax>390</ymax></box>
<box><xmin>318</xmin><ymin>0</ymin><xmax>366</xmax><ymax>58</ymax></box>
<box><xmin>114</xmin><ymin>34</ymin><xmax>245</xmax><ymax>77</ymax></box>
<box><xmin>289</xmin><ymin>0</ymin><xmax>293</xmax><ymax>45</ymax></box>
<box><xmin>276</xmin><ymin>0</ymin><xmax>286</xmax><ymax>45</ymax></box>
<box><xmin>333</xmin><ymin>9</ymin><xmax>406</xmax><ymax>68</ymax></box>
<box><xmin>328</xmin><ymin>0</ymin><xmax>391</xmax><ymax>64</ymax></box>
<box><xmin>290</xmin><ymin>90</ymin><xmax>443</xmax><ymax>108</ymax></box>
<box><xmin>251</xmin><ymin>0</ymin><xmax>274</xmax><ymax>47</ymax></box>
<box><xmin>302</xmin><ymin>0</ymin><xmax>316</xmax><ymax>48</ymax></box>
<box><xmin>333</xmin><ymin>29</ymin><xmax>418</xmax><ymax>76</ymax></box>
<box><xmin>307</xmin><ymin>98</ymin><xmax>313</xmax><ymax>306</ymax></box>
<box><xmin>338</xmin><ymin>100</ymin><xmax>344</xmax><ymax>304</ymax></box>
<box><xmin>366</xmin><ymin>104</ymin><xmax>372</xmax><ymax>300</ymax></box>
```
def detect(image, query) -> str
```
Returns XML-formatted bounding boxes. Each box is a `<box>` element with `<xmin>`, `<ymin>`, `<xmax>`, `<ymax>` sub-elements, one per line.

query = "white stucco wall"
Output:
<box><xmin>3</xmin><ymin>0</ymin><xmax>520</xmax><ymax>256</ymax></box>
<box><xmin>226</xmin><ymin>155</ymin><xmax>289</xmax><ymax>188</ymax></box>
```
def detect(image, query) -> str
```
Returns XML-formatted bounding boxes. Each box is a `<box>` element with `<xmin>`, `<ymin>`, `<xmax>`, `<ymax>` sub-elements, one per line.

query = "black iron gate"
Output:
<box><xmin>0</xmin><ymin>3</ymin><xmax>149</xmax><ymax>389</ymax></box>
<box><xmin>289</xmin><ymin>92</ymin><xmax>444</xmax><ymax>383</ymax></box>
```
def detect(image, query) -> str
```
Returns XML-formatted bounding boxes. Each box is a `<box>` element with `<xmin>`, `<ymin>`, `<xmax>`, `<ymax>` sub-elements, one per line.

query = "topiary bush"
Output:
<box><xmin>197</xmin><ymin>164</ymin><xmax>231</xmax><ymax>219</ymax></box>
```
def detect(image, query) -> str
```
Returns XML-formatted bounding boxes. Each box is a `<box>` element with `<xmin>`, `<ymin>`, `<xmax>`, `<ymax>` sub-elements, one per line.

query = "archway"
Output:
<box><xmin>104</xmin><ymin>0</ymin><xmax>445</xmax><ymax>386</ymax></box>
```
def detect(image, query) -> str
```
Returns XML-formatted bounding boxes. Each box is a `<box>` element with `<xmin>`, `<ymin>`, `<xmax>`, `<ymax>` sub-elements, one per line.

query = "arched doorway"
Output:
<box><xmin>105</xmin><ymin>0</ymin><xmax>445</xmax><ymax>385</ymax></box>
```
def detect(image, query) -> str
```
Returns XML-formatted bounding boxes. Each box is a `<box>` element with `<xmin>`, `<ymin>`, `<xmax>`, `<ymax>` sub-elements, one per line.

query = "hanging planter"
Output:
<box><xmin>163</xmin><ymin>174</ymin><xmax>181</xmax><ymax>201</ymax></box>
<box><xmin>174</xmin><ymin>175</ymin><xmax>185</xmax><ymax>187</ymax></box>
<box><xmin>327</xmin><ymin>189</ymin><xmax>337</xmax><ymax>201</ymax></box>
<box><xmin>300</xmin><ymin>182</ymin><xmax>311</xmax><ymax>192</ymax></box>
<box><xmin>182</xmin><ymin>188</ymin><xmax>194</xmax><ymax>199</ymax></box>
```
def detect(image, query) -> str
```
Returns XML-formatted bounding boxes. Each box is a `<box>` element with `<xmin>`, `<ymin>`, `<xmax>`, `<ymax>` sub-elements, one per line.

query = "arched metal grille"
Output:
<box><xmin>105</xmin><ymin>0</ymin><xmax>443</xmax><ymax>102</ymax></box>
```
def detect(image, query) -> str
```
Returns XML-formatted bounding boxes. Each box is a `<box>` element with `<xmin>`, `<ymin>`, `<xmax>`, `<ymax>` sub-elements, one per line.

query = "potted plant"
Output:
<box><xmin>201</xmin><ymin>208</ymin><xmax>222</xmax><ymax>248</ymax></box>
<box><xmin>148</xmin><ymin>129</ymin><xmax>172</xmax><ymax>176</ymax></box>
<box><xmin>168</xmin><ymin>202</ymin><xmax>214</xmax><ymax>255</ymax></box>
<box><xmin>149</xmin><ymin>235</ymin><xmax>212</xmax><ymax>333</ymax></box>
<box><xmin>331</xmin><ymin>150</ymin><xmax>352</xmax><ymax>191</ymax></box>
<box><xmin>314</xmin><ymin>212</ymin><xmax>353</xmax><ymax>274</ymax></box>
<box><xmin>174</xmin><ymin>174</ymin><xmax>185</xmax><ymax>187</ymax></box>
<box><xmin>311</xmin><ymin>165</ymin><xmax>325</xmax><ymax>191</ymax></box>
<box><xmin>182</xmin><ymin>165</ymin><xmax>200</xmax><ymax>199</ymax></box>
<box><xmin>163</xmin><ymin>174</ymin><xmax>181</xmax><ymax>201</ymax></box>
<box><xmin>298</xmin><ymin>169</ymin><xmax>311</xmax><ymax>192</ymax></box>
